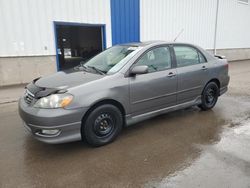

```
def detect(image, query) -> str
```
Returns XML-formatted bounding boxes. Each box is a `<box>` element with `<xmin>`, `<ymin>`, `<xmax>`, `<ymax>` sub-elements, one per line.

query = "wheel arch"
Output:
<box><xmin>81</xmin><ymin>99</ymin><xmax>126</xmax><ymax>129</ymax></box>
<box><xmin>202</xmin><ymin>78</ymin><xmax>221</xmax><ymax>95</ymax></box>
<box><xmin>208</xmin><ymin>78</ymin><xmax>220</xmax><ymax>89</ymax></box>
<box><xmin>199</xmin><ymin>78</ymin><xmax>220</xmax><ymax>110</ymax></box>
<box><xmin>202</xmin><ymin>78</ymin><xmax>220</xmax><ymax>89</ymax></box>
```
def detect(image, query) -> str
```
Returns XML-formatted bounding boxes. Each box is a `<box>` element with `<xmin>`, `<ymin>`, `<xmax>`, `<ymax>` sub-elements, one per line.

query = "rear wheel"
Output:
<box><xmin>82</xmin><ymin>104</ymin><xmax>123</xmax><ymax>147</ymax></box>
<box><xmin>198</xmin><ymin>82</ymin><xmax>219</xmax><ymax>111</ymax></box>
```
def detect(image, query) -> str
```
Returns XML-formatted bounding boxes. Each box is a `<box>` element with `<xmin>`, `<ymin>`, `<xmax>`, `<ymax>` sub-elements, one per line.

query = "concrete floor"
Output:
<box><xmin>0</xmin><ymin>60</ymin><xmax>250</xmax><ymax>188</ymax></box>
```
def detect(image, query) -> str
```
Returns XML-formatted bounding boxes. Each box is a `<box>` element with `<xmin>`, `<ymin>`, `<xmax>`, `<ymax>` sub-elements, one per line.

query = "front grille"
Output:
<box><xmin>24</xmin><ymin>90</ymin><xmax>35</xmax><ymax>105</ymax></box>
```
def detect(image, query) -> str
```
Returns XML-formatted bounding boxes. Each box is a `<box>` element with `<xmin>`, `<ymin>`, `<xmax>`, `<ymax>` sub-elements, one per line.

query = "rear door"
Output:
<box><xmin>173</xmin><ymin>45</ymin><xmax>209</xmax><ymax>104</ymax></box>
<box><xmin>129</xmin><ymin>46</ymin><xmax>177</xmax><ymax>115</ymax></box>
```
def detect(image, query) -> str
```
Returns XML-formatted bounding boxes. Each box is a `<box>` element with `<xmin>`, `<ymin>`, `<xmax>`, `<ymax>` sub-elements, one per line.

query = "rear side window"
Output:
<box><xmin>174</xmin><ymin>46</ymin><xmax>206</xmax><ymax>67</ymax></box>
<box><xmin>135</xmin><ymin>46</ymin><xmax>172</xmax><ymax>73</ymax></box>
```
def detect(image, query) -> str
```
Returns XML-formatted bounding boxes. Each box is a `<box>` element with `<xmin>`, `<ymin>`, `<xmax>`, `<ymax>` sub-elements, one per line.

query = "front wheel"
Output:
<box><xmin>82</xmin><ymin>104</ymin><xmax>123</xmax><ymax>147</ymax></box>
<box><xmin>198</xmin><ymin>82</ymin><xmax>219</xmax><ymax>111</ymax></box>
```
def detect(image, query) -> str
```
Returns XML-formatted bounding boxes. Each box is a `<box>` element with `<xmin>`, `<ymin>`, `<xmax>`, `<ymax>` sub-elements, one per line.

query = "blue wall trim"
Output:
<box><xmin>53</xmin><ymin>22</ymin><xmax>60</xmax><ymax>71</ymax></box>
<box><xmin>111</xmin><ymin>0</ymin><xmax>140</xmax><ymax>45</ymax></box>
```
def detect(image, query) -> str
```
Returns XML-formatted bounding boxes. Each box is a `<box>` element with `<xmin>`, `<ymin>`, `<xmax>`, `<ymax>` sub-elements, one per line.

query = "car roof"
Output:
<box><xmin>119</xmin><ymin>41</ymin><xmax>214</xmax><ymax>61</ymax></box>
<box><xmin>121</xmin><ymin>41</ymin><xmax>165</xmax><ymax>47</ymax></box>
<box><xmin>120</xmin><ymin>41</ymin><xmax>198</xmax><ymax>47</ymax></box>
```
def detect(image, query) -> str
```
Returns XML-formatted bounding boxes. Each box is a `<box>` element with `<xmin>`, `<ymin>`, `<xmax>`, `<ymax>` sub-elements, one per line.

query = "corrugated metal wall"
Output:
<box><xmin>111</xmin><ymin>0</ymin><xmax>140</xmax><ymax>45</ymax></box>
<box><xmin>140</xmin><ymin>0</ymin><xmax>218</xmax><ymax>49</ymax></box>
<box><xmin>216</xmin><ymin>0</ymin><xmax>250</xmax><ymax>49</ymax></box>
<box><xmin>0</xmin><ymin>0</ymin><xmax>112</xmax><ymax>57</ymax></box>
<box><xmin>140</xmin><ymin>0</ymin><xmax>250</xmax><ymax>49</ymax></box>
<box><xmin>1</xmin><ymin>0</ymin><xmax>250</xmax><ymax>57</ymax></box>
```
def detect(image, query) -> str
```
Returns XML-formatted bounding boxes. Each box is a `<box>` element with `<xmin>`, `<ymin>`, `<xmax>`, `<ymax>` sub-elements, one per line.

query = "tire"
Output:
<box><xmin>82</xmin><ymin>104</ymin><xmax>123</xmax><ymax>147</ymax></box>
<box><xmin>198</xmin><ymin>82</ymin><xmax>219</xmax><ymax>111</ymax></box>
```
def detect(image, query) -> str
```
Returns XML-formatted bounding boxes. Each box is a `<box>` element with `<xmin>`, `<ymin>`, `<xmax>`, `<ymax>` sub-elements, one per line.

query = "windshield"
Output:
<box><xmin>82</xmin><ymin>45</ymin><xmax>142</xmax><ymax>75</ymax></box>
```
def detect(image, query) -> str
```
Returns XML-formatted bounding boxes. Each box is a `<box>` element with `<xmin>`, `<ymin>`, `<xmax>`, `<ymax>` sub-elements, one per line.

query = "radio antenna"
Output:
<box><xmin>174</xmin><ymin>28</ymin><xmax>184</xmax><ymax>41</ymax></box>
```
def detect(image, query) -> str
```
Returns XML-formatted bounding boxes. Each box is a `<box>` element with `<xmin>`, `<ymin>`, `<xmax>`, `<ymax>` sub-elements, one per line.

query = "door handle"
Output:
<box><xmin>201</xmin><ymin>66</ymin><xmax>207</xmax><ymax>70</ymax></box>
<box><xmin>167</xmin><ymin>72</ymin><xmax>176</xmax><ymax>77</ymax></box>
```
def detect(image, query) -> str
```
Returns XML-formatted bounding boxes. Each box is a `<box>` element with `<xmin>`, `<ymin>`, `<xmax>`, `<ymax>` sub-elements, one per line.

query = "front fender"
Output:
<box><xmin>66</xmin><ymin>75</ymin><xmax>130</xmax><ymax>114</ymax></box>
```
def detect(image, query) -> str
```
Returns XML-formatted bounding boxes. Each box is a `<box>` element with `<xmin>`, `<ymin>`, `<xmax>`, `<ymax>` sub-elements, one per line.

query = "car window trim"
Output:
<box><xmin>197</xmin><ymin>51</ymin><xmax>207</xmax><ymax>64</ymax></box>
<box><xmin>125</xmin><ymin>44</ymin><xmax>174</xmax><ymax>77</ymax></box>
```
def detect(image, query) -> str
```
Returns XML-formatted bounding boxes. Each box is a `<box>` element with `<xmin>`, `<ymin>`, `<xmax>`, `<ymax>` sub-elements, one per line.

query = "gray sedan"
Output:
<box><xmin>19</xmin><ymin>41</ymin><xmax>230</xmax><ymax>146</ymax></box>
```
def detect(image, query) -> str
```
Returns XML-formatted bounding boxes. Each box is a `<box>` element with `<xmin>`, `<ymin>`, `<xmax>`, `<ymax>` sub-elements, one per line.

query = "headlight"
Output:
<box><xmin>34</xmin><ymin>94</ymin><xmax>73</xmax><ymax>109</ymax></box>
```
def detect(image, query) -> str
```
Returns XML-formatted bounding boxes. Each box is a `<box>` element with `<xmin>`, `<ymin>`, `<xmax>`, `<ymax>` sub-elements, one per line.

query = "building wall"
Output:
<box><xmin>0</xmin><ymin>56</ymin><xmax>56</xmax><ymax>86</ymax></box>
<box><xmin>1</xmin><ymin>0</ymin><xmax>250</xmax><ymax>57</ymax></box>
<box><xmin>111</xmin><ymin>0</ymin><xmax>140</xmax><ymax>45</ymax></box>
<box><xmin>216</xmin><ymin>0</ymin><xmax>250</xmax><ymax>49</ymax></box>
<box><xmin>140</xmin><ymin>0</ymin><xmax>218</xmax><ymax>49</ymax></box>
<box><xmin>140</xmin><ymin>0</ymin><xmax>250</xmax><ymax>49</ymax></box>
<box><xmin>0</xmin><ymin>0</ymin><xmax>250</xmax><ymax>86</ymax></box>
<box><xmin>0</xmin><ymin>0</ymin><xmax>112</xmax><ymax>57</ymax></box>
<box><xmin>0</xmin><ymin>0</ymin><xmax>112</xmax><ymax>86</ymax></box>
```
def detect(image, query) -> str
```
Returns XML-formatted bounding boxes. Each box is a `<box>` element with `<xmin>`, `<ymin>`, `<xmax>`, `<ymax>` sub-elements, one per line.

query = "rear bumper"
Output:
<box><xmin>220</xmin><ymin>75</ymin><xmax>230</xmax><ymax>96</ymax></box>
<box><xmin>220</xmin><ymin>86</ymin><xmax>228</xmax><ymax>96</ymax></box>
<box><xmin>18</xmin><ymin>97</ymin><xmax>88</xmax><ymax>144</ymax></box>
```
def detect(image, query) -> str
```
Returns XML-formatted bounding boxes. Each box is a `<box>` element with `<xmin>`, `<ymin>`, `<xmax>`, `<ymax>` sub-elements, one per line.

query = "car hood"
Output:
<box><xmin>34</xmin><ymin>70</ymin><xmax>104</xmax><ymax>89</ymax></box>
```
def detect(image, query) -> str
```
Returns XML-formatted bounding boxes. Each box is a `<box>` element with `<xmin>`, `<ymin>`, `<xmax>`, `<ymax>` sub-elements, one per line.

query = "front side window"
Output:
<box><xmin>174</xmin><ymin>46</ymin><xmax>206</xmax><ymax>67</ymax></box>
<box><xmin>135</xmin><ymin>46</ymin><xmax>172</xmax><ymax>73</ymax></box>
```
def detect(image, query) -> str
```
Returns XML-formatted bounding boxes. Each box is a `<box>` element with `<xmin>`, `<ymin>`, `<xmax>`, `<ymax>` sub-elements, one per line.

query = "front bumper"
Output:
<box><xmin>18</xmin><ymin>97</ymin><xmax>88</xmax><ymax>144</ymax></box>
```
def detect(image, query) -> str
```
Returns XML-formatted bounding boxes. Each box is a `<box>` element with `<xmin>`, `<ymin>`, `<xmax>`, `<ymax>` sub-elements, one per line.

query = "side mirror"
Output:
<box><xmin>130</xmin><ymin>65</ymin><xmax>148</xmax><ymax>75</ymax></box>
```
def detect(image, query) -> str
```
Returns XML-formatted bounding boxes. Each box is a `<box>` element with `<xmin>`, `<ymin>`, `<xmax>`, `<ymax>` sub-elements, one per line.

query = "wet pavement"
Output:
<box><xmin>0</xmin><ymin>60</ymin><xmax>250</xmax><ymax>188</ymax></box>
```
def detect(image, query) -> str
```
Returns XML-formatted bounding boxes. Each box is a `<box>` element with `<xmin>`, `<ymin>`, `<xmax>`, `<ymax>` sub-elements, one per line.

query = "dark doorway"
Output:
<box><xmin>54</xmin><ymin>23</ymin><xmax>105</xmax><ymax>70</ymax></box>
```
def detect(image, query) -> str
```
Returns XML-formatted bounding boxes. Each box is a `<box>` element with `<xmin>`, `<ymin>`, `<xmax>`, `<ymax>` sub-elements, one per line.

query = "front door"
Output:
<box><xmin>129</xmin><ymin>46</ymin><xmax>178</xmax><ymax>115</ymax></box>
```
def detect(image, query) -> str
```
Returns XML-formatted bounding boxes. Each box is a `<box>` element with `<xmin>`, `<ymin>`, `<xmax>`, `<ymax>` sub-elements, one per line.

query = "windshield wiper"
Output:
<box><xmin>86</xmin><ymin>66</ymin><xmax>106</xmax><ymax>75</ymax></box>
<box><xmin>74</xmin><ymin>64</ymin><xmax>89</xmax><ymax>72</ymax></box>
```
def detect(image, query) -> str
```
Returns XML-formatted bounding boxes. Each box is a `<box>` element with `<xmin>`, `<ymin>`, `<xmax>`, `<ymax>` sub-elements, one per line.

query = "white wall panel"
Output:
<box><xmin>0</xmin><ymin>0</ymin><xmax>112</xmax><ymax>57</ymax></box>
<box><xmin>1</xmin><ymin>0</ymin><xmax>250</xmax><ymax>57</ymax></box>
<box><xmin>140</xmin><ymin>0</ymin><xmax>250</xmax><ymax>49</ymax></box>
<box><xmin>216</xmin><ymin>0</ymin><xmax>250</xmax><ymax>49</ymax></box>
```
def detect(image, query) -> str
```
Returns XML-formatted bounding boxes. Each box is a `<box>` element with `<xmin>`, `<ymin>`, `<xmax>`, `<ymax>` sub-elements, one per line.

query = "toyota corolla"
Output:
<box><xmin>19</xmin><ymin>41</ymin><xmax>230</xmax><ymax>146</ymax></box>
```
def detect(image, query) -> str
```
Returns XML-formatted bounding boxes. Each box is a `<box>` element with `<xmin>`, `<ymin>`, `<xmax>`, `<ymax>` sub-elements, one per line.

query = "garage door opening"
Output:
<box><xmin>54</xmin><ymin>22</ymin><xmax>106</xmax><ymax>70</ymax></box>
